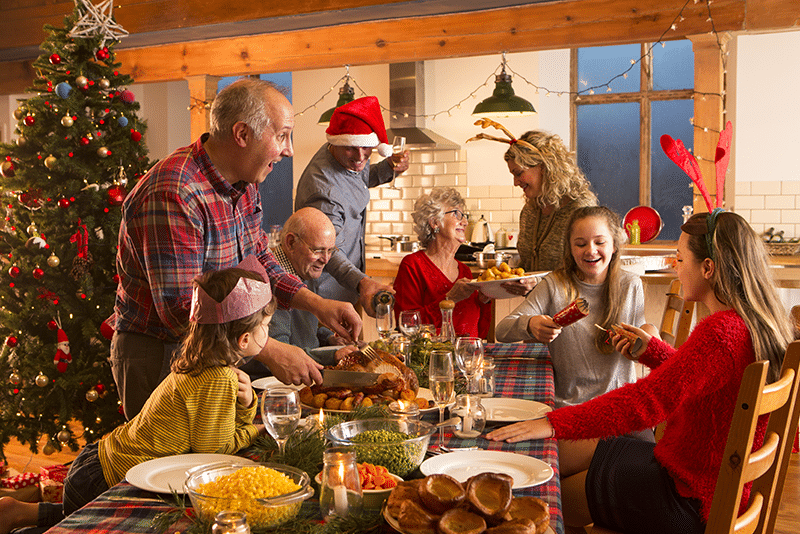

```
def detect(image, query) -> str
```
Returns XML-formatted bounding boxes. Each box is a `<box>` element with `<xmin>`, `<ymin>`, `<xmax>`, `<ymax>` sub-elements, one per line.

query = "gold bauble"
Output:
<box><xmin>99</xmin><ymin>78</ymin><xmax>110</xmax><ymax>89</ymax></box>
<box><xmin>43</xmin><ymin>442</ymin><xmax>56</xmax><ymax>455</ymax></box>
<box><xmin>9</xmin><ymin>372</ymin><xmax>20</xmax><ymax>385</ymax></box>
<box><xmin>85</xmin><ymin>388</ymin><xmax>99</xmax><ymax>402</ymax></box>
<box><xmin>76</xmin><ymin>75</ymin><xmax>88</xmax><ymax>88</ymax></box>
<box><xmin>97</xmin><ymin>146</ymin><xmax>109</xmax><ymax>158</ymax></box>
<box><xmin>47</xmin><ymin>253</ymin><xmax>61</xmax><ymax>268</ymax></box>
<box><xmin>13</xmin><ymin>107</ymin><xmax>25</xmax><ymax>120</ymax></box>
<box><xmin>35</xmin><ymin>372</ymin><xmax>49</xmax><ymax>387</ymax></box>
<box><xmin>16</xmin><ymin>136</ymin><xmax>26</xmax><ymax>147</ymax></box>
<box><xmin>44</xmin><ymin>156</ymin><xmax>57</xmax><ymax>170</ymax></box>
<box><xmin>57</xmin><ymin>429</ymin><xmax>71</xmax><ymax>443</ymax></box>
<box><xmin>61</xmin><ymin>115</ymin><xmax>74</xmax><ymax>127</ymax></box>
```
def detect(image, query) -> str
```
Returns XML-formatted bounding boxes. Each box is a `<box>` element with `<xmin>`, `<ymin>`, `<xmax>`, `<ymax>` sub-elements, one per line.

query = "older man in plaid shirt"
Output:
<box><xmin>111</xmin><ymin>78</ymin><xmax>362</xmax><ymax>419</ymax></box>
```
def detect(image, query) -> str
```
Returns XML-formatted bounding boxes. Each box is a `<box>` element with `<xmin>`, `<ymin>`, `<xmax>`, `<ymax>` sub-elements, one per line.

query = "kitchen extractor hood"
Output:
<box><xmin>386</xmin><ymin>62</ymin><xmax>460</xmax><ymax>149</ymax></box>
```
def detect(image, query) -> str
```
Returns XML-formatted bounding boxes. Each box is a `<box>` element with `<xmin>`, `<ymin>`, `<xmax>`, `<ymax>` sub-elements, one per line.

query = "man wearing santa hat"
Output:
<box><xmin>295</xmin><ymin>96</ymin><xmax>409</xmax><ymax>315</ymax></box>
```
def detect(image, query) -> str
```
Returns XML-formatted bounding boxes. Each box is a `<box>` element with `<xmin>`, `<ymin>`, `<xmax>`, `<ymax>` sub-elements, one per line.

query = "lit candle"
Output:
<box><xmin>463</xmin><ymin>396</ymin><xmax>473</xmax><ymax>433</ymax></box>
<box><xmin>334</xmin><ymin>464</ymin><xmax>348</xmax><ymax>515</ymax></box>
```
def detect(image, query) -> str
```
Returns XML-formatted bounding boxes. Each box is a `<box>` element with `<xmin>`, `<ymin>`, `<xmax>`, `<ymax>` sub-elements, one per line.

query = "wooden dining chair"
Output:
<box><xmin>659</xmin><ymin>278</ymin><xmax>695</xmax><ymax>349</ymax></box>
<box><xmin>590</xmin><ymin>340</ymin><xmax>800</xmax><ymax>534</ymax></box>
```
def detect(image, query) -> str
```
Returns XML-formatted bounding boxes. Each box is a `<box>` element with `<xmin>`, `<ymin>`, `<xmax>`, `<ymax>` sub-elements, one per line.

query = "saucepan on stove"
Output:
<box><xmin>378</xmin><ymin>235</ymin><xmax>420</xmax><ymax>253</ymax></box>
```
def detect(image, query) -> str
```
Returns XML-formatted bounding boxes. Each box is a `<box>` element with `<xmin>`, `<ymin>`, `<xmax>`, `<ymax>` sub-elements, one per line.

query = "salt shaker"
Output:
<box><xmin>212</xmin><ymin>511</ymin><xmax>250</xmax><ymax>534</ymax></box>
<box><xmin>319</xmin><ymin>447</ymin><xmax>363</xmax><ymax>520</ymax></box>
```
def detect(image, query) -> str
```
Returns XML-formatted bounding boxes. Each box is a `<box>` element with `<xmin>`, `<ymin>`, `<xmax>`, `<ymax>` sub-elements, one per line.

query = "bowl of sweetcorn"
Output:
<box><xmin>185</xmin><ymin>462</ymin><xmax>313</xmax><ymax>528</ymax></box>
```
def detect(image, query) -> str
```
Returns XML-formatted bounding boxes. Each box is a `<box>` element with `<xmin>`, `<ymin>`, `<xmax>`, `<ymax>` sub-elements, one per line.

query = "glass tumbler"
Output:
<box><xmin>319</xmin><ymin>447</ymin><xmax>363</xmax><ymax>520</ymax></box>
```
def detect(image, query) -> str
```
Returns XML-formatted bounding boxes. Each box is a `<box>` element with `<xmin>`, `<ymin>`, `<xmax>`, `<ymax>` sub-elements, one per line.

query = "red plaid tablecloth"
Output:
<box><xmin>44</xmin><ymin>343</ymin><xmax>562</xmax><ymax>534</ymax></box>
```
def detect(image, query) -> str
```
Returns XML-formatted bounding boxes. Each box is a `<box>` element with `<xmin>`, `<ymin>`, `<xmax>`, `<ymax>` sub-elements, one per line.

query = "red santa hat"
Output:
<box><xmin>326</xmin><ymin>96</ymin><xmax>392</xmax><ymax>157</ymax></box>
<box><xmin>57</xmin><ymin>329</ymin><xmax>68</xmax><ymax>344</ymax></box>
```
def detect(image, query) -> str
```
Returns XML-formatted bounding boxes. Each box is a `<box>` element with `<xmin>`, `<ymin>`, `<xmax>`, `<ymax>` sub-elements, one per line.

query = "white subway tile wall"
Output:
<box><xmin>366</xmin><ymin>151</ymin><xmax>800</xmax><ymax>251</ymax></box>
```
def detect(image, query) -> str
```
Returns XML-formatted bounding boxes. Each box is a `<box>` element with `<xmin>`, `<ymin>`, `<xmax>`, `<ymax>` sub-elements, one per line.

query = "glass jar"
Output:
<box><xmin>212</xmin><ymin>511</ymin><xmax>250</xmax><ymax>534</ymax></box>
<box><xmin>319</xmin><ymin>447</ymin><xmax>363</xmax><ymax>520</ymax></box>
<box><xmin>451</xmin><ymin>394</ymin><xmax>486</xmax><ymax>439</ymax></box>
<box><xmin>476</xmin><ymin>356</ymin><xmax>495</xmax><ymax>397</ymax></box>
<box><xmin>388</xmin><ymin>399</ymin><xmax>421</xmax><ymax>421</ymax></box>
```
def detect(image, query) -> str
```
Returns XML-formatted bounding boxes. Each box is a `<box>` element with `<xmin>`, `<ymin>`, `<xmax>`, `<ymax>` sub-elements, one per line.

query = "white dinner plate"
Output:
<box><xmin>251</xmin><ymin>376</ymin><xmax>304</xmax><ymax>391</ymax></box>
<box><xmin>480</xmin><ymin>397</ymin><xmax>552</xmax><ymax>422</ymax></box>
<box><xmin>382</xmin><ymin>505</ymin><xmax>555</xmax><ymax>534</ymax></box>
<box><xmin>468</xmin><ymin>272</ymin><xmax>548</xmax><ymax>299</ymax></box>
<box><xmin>125</xmin><ymin>454</ymin><xmax>258</xmax><ymax>494</ymax></box>
<box><xmin>420</xmin><ymin>450</ymin><xmax>554</xmax><ymax>489</ymax></box>
<box><xmin>300</xmin><ymin>387</ymin><xmax>445</xmax><ymax>414</ymax></box>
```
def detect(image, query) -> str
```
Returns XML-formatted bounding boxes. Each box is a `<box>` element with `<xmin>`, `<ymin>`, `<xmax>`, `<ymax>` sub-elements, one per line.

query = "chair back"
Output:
<box><xmin>791</xmin><ymin>305</ymin><xmax>799</xmax><ymax>333</ymax></box>
<box><xmin>659</xmin><ymin>278</ymin><xmax>695</xmax><ymax>348</ymax></box>
<box><xmin>705</xmin><ymin>340</ymin><xmax>800</xmax><ymax>534</ymax></box>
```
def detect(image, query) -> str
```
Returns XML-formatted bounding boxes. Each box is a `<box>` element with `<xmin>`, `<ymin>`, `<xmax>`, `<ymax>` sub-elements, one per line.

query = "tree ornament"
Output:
<box><xmin>95</xmin><ymin>47</ymin><xmax>109</xmax><ymax>61</ymax></box>
<box><xmin>33</xmin><ymin>267</ymin><xmax>45</xmax><ymax>280</ymax></box>
<box><xmin>131</xmin><ymin>130</ymin><xmax>142</xmax><ymax>142</ymax></box>
<box><xmin>36</xmin><ymin>372</ymin><xmax>49</xmax><ymax>387</ymax></box>
<box><xmin>27</xmin><ymin>222</ymin><xmax>39</xmax><ymax>236</ymax></box>
<box><xmin>57</xmin><ymin>429</ymin><xmax>71</xmax><ymax>443</ymax></box>
<box><xmin>108</xmin><ymin>184</ymin><xmax>126</xmax><ymax>206</ymax></box>
<box><xmin>6</xmin><ymin>336</ymin><xmax>18</xmax><ymax>348</ymax></box>
<box><xmin>58</xmin><ymin>198</ymin><xmax>71</xmax><ymax>209</ymax></box>
<box><xmin>24</xmin><ymin>115</ymin><xmax>36</xmax><ymax>126</ymax></box>
<box><xmin>117</xmin><ymin>115</ymin><xmax>128</xmax><ymax>127</ymax></box>
<box><xmin>55</xmin><ymin>82</ymin><xmax>72</xmax><ymax>99</ymax></box>
<box><xmin>120</xmin><ymin>90</ymin><xmax>135</xmax><ymax>103</ymax></box>
<box><xmin>53</xmin><ymin>320</ymin><xmax>71</xmax><ymax>373</ymax></box>
<box><xmin>16</xmin><ymin>136</ymin><xmax>27</xmax><ymax>147</ymax></box>
<box><xmin>97</xmin><ymin>146</ymin><xmax>110</xmax><ymax>158</ymax></box>
<box><xmin>26</xmin><ymin>236</ymin><xmax>48</xmax><ymax>250</ymax></box>
<box><xmin>85</xmin><ymin>388</ymin><xmax>99</xmax><ymax>402</ymax></box>
<box><xmin>48</xmin><ymin>319</ymin><xmax>58</xmax><ymax>330</ymax></box>
<box><xmin>76</xmin><ymin>75</ymin><xmax>89</xmax><ymax>89</ymax></box>
<box><xmin>70</xmin><ymin>221</ymin><xmax>94</xmax><ymax>279</ymax></box>
<box><xmin>69</xmin><ymin>0</ymin><xmax>129</xmax><ymax>46</ymax></box>
<box><xmin>44</xmin><ymin>155</ymin><xmax>58</xmax><ymax>169</ymax></box>
<box><xmin>8</xmin><ymin>266</ymin><xmax>19</xmax><ymax>278</ymax></box>
<box><xmin>61</xmin><ymin>115</ymin><xmax>74</xmax><ymax>127</ymax></box>
<box><xmin>43</xmin><ymin>442</ymin><xmax>56</xmax><ymax>455</ymax></box>
<box><xmin>9</xmin><ymin>372</ymin><xmax>21</xmax><ymax>385</ymax></box>
<box><xmin>80</xmin><ymin>136</ymin><xmax>90</xmax><ymax>146</ymax></box>
<box><xmin>98</xmin><ymin>77</ymin><xmax>110</xmax><ymax>89</ymax></box>
<box><xmin>49</xmin><ymin>53</ymin><xmax>62</xmax><ymax>65</ymax></box>
<box><xmin>1</xmin><ymin>161</ymin><xmax>14</xmax><ymax>177</ymax></box>
<box><xmin>13</xmin><ymin>107</ymin><xmax>25</xmax><ymax>120</ymax></box>
<box><xmin>47</xmin><ymin>253</ymin><xmax>61</xmax><ymax>268</ymax></box>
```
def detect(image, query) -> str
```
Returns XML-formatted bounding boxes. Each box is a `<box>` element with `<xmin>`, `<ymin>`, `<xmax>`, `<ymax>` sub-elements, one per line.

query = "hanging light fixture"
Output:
<box><xmin>318</xmin><ymin>66</ymin><xmax>356</xmax><ymax>125</ymax></box>
<box><xmin>472</xmin><ymin>52</ymin><xmax>536</xmax><ymax>118</ymax></box>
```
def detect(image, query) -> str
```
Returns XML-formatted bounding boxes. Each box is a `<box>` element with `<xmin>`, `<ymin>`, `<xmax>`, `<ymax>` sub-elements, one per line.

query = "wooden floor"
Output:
<box><xmin>3</xmin><ymin>439</ymin><xmax>800</xmax><ymax>533</ymax></box>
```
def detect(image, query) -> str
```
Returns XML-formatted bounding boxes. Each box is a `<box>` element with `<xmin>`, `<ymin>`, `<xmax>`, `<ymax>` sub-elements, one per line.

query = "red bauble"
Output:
<box><xmin>80</xmin><ymin>137</ymin><xmax>90</xmax><ymax>146</ymax></box>
<box><xmin>58</xmin><ymin>198</ymin><xmax>70</xmax><ymax>209</ymax></box>
<box><xmin>95</xmin><ymin>48</ymin><xmax>109</xmax><ymax>61</ymax></box>
<box><xmin>32</xmin><ymin>268</ymin><xmax>44</xmax><ymax>279</ymax></box>
<box><xmin>120</xmin><ymin>90</ymin><xmax>135</xmax><ymax>103</ymax></box>
<box><xmin>8</xmin><ymin>266</ymin><xmax>19</xmax><ymax>278</ymax></box>
<box><xmin>6</xmin><ymin>336</ymin><xmax>18</xmax><ymax>347</ymax></box>
<box><xmin>1</xmin><ymin>161</ymin><xmax>14</xmax><ymax>178</ymax></box>
<box><xmin>131</xmin><ymin>131</ymin><xmax>142</xmax><ymax>142</ymax></box>
<box><xmin>108</xmin><ymin>185</ymin><xmax>127</xmax><ymax>206</ymax></box>
<box><xmin>95</xmin><ymin>383</ymin><xmax>105</xmax><ymax>393</ymax></box>
<box><xmin>24</xmin><ymin>116</ymin><xmax>35</xmax><ymax>126</ymax></box>
<box><xmin>48</xmin><ymin>320</ymin><xmax>58</xmax><ymax>330</ymax></box>
<box><xmin>49</xmin><ymin>53</ymin><xmax>62</xmax><ymax>65</ymax></box>
<box><xmin>19</xmin><ymin>190</ymin><xmax>41</xmax><ymax>208</ymax></box>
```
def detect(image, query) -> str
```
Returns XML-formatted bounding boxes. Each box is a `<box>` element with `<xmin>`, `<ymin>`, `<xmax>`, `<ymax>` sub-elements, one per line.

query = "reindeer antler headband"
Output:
<box><xmin>660</xmin><ymin>121</ymin><xmax>733</xmax><ymax>259</ymax></box>
<box><xmin>189</xmin><ymin>255</ymin><xmax>273</xmax><ymax>324</ymax></box>
<box><xmin>466</xmin><ymin>118</ymin><xmax>537</xmax><ymax>152</ymax></box>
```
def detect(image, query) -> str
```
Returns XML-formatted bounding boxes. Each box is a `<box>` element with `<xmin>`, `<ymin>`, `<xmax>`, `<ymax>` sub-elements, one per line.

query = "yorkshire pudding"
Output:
<box><xmin>397</xmin><ymin>499</ymin><xmax>440</xmax><ymax>534</ymax></box>
<box><xmin>485</xmin><ymin>518</ymin><xmax>539</xmax><ymax>534</ymax></box>
<box><xmin>418</xmin><ymin>473</ymin><xmax>466</xmax><ymax>514</ymax></box>
<box><xmin>386</xmin><ymin>479</ymin><xmax>423</xmax><ymax>519</ymax></box>
<box><xmin>438</xmin><ymin>507</ymin><xmax>487</xmax><ymax>534</ymax></box>
<box><xmin>466</xmin><ymin>473</ymin><xmax>514</xmax><ymax>523</ymax></box>
<box><xmin>507</xmin><ymin>497</ymin><xmax>550</xmax><ymax>534</ymax></box>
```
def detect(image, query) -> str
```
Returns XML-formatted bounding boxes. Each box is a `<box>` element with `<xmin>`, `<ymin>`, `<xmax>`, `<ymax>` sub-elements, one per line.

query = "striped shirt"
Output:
<box><xmin>98</xmin><ymin>365</ymin><xmax>258</xmax><ymax>486</ymax></box>
<box><xmin>113</xmin><ymin>134</ymin><xmax>304</xmax><ymax>342</ymax></box>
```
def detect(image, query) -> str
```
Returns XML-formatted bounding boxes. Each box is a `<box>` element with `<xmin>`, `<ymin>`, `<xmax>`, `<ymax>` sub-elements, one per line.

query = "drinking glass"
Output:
<box><xmin>454</xmin><ymin>337</ymin><xmax>484</xmax><ymax>394</ymax></box>
<box><xmin>387</xmin><ymin>136</ymin><xmax>406</xmax><ymax>190</ymax></box>
<box><xmin>376</xmin><ymin>304</ymin><xmax>395</xmax><ymax>340</ymax></box>
<box><xmin>260</xmin><ymin>387</ymin><xmax>300</xmax><ymax>456</ymax></box>
<box><xmin>428</xmin><ymin>349</ymin><xmax>455</xmax><ymax>450</ymax></box>
<box><xmin>398</xmin><ymin>310</ymin><xmax>421</xmax><ymax>338</ymax></box>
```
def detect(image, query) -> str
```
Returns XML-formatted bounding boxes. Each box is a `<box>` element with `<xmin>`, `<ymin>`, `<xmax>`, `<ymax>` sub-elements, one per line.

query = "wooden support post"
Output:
<box><xmin>186</xmin><ymin>75</ymin><xmax>220</xmax><ymax>141</ymax></box>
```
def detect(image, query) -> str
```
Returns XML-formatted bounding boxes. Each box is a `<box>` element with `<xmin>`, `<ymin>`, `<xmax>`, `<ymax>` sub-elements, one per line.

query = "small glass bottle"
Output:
<box><xmin>438</xmin><ymin>299</ymin><xmax>456</xmax><ymax>344</ymax></box>
<box><xmin>372</xmin><ymin>290</ymin><xmax>395</xmax><ymax>312</ymax></box>
<box><xmin>212</xmin><ymin>511</ymin><xmax>250</xmax><ymax>534</ymax></box>
<box><xmin>319</xmin><ymin>447</ymin><xmax>363</xmax><ymax>520</ymax></box>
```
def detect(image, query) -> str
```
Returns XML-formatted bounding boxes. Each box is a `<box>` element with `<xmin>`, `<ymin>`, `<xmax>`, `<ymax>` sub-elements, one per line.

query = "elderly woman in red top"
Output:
<box><xmin>393</xmin><ymin>187</ymin><xmax>491</xmax><ymax>338</ymax></box>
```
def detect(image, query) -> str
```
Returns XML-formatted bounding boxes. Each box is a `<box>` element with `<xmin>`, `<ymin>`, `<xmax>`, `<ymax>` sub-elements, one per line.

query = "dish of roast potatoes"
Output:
<box><xmin>383</xmin><ymin>472</ymin><xmax>552</xmax><ymax>534</ymax></box>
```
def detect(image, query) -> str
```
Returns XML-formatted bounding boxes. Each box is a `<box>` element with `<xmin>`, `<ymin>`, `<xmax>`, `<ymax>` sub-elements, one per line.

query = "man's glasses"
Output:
<box><xmin>296</xmin><ymin>234</ymin><xmax>339</xmax><ymax>259</ymax></box>
<box><xmin>444</xmin><ymin>209</ymin><xmax>470</xmax><ymax>221</ymax></box>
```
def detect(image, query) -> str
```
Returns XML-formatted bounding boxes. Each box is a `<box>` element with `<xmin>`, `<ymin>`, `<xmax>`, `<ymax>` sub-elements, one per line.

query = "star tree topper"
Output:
<box><xmin>68</xmin><ymin>0</ymin><xmax>129</xmax><ymax>48</ymax></box>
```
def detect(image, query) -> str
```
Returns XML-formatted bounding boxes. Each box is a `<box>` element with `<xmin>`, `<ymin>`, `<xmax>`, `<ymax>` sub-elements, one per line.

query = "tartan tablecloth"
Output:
<box><xmin>45</xmin><ymin>343</ymin><xmax>562</xmax><ymax>534</ymax></box>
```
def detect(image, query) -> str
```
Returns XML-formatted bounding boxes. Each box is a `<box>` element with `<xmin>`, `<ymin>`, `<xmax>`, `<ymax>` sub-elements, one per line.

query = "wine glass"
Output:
<box><xmin>260</xmin><ymin>387</ymin><xmax>300</xmax><ymax>456</ymax></box>
<box><xmin>376</xmin><ymin>304</ymin><xmax>395</xmax><ymax>340</ymax></box>
<box><xmin>387</xmin><ymin>136</ymin><xmax>406</xmax><ymax>190</ymax></box>
<box><xmin>454</xmin><ymin>337</ymin><xmax>484</xmax><ymax>394</ymax></box>
<box><xmin>428</xmin><ymin>349</ymin><xmax>455</xmax><ymax>451</ymax></box>
<box><xmin>398</xmin><ymin>310</ymin><xmax>421</xmax><ymax>338</ymax></box>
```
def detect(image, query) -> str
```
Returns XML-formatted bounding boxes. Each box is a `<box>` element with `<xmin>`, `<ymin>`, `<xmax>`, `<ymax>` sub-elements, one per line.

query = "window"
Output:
<box><xmin>572</xmin><ymin>41</ymin><xmax>694</xmax><ymax>241</ymax></box>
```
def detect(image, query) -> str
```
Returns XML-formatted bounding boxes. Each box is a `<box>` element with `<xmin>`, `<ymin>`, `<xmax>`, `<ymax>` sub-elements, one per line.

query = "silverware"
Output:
<box><xmin>321</xmin><ymin>369</ymin><xmax>380</xmax><ymax>387</ymax></box>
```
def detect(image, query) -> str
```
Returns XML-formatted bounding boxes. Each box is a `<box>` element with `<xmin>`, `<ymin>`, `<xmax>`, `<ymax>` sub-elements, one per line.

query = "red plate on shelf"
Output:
<box><xmin>624</xmin><ymin>206</ymin><xmax>663</xmax><ymax>243</ymax></box>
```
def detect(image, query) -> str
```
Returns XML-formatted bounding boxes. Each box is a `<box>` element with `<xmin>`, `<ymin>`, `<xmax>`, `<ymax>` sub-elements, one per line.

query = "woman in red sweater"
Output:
<box><xmin>488</xmin><ymin>210</ymin><xmax>795</xmax><ymax>533</ymax></box>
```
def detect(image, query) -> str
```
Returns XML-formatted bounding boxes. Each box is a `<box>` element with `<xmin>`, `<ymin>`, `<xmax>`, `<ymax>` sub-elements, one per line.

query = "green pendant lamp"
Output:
<box><xmin>318</xmin><ymin>77</ymin><xmax>356</xmax><ymax>125</ymax></box>
<box><xmin>473</xmin><ymin>52</ymin><xmax>536</xmax><ymax>118</ymax></box>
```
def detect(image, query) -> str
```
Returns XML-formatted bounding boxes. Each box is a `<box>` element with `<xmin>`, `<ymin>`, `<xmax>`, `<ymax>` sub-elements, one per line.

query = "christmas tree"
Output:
<box><xmin>0</xmin><ymin>0</ymin><xmax>151</xmax><ymax>458</ymax></box>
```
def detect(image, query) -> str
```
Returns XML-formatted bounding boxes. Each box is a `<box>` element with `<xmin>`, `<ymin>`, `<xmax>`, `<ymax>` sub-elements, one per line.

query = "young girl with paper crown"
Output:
<box><xmin>488</xmin><ymin>123</ymin><xmax>795</xmax><ymax>534</ymax></box>
<box><xmin>0</xmin><ymin>256</ymin><xmax>273</xmax><ymax>534</ymax></box>
<box><xmin>495</xmin><ymin>205</ymin><xmax>657</xmax><ymax>411</ymax></box>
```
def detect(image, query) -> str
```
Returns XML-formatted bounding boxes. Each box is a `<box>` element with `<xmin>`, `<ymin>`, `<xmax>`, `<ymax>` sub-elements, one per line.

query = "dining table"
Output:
<box><xmin>42</xmin><ymin>342</ymin><xmax>563</xmax><ymax>534</ymax></box>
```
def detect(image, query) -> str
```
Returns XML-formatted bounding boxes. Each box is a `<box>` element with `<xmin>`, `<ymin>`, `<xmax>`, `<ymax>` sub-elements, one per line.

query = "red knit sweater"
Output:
<box><xmin>548</xmin><ymin>309</ymin><xmax>764</xmax><ymax>522</ymax></box>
